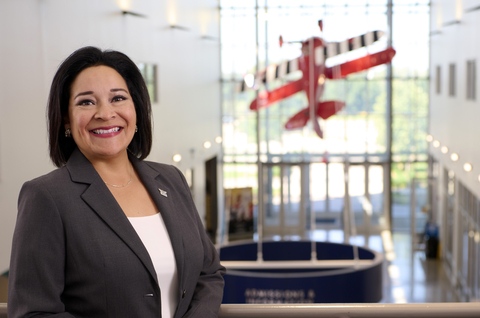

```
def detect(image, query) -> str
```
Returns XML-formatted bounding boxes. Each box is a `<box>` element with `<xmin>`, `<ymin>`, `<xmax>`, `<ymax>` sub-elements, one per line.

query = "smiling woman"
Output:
<box><xmin>7</xmin><ymin>47</ymin><xmax>225</xmax><ymax>318</ymax></box>
<box><xmin>48</xmin><ymin>47</ymin><xmax>152</xmax><ymax>168</ymax></box>
<box><xmin>66</xmin><ymin>65</ymin><xmax>137</xmax><ymax>163</ymax></box>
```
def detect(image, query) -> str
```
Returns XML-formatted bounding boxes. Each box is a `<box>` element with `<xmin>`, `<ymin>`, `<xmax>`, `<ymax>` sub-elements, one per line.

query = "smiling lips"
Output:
<box><xmin>90</xmin><ymin>126</ymin><xmax>123</xmax><ymax>138</ymax></box>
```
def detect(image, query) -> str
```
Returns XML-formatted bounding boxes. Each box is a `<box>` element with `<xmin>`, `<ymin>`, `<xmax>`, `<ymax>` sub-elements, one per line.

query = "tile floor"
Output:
<box><xmin>310</xmin><ymin>230</ymin><xmax>458</xmax><ymax>303</ymax></box>
<box><xmin>381</xmin><ymin>232</ymin><xmax>458</xmax><ymax>303</ymax></box>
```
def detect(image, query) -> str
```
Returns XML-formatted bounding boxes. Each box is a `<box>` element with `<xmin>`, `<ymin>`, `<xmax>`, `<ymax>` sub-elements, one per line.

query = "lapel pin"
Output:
<box><xmin>158</xmin><ymin>188</ymin><xmax>168</xmax><ymax>197</ymax></box>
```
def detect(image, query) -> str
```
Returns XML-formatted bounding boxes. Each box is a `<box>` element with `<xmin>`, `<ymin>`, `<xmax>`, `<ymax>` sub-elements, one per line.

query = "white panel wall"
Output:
<box><xmin>0</xmin><ymin>0</ymin><xmax>222</xmax><ymax>273</ymax></box>
<box><xmin>430</xmin><ymin>0</ymin><xmax>480</xmax><ymax>199</ymax></box>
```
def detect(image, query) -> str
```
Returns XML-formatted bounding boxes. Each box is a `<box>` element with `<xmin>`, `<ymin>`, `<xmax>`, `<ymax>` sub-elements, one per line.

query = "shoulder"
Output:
<box><xmin>17</xmin><ymin>168</ymin><xmax>70</xmax><ymax>220</ymax></box>
<box><xmin>21</xmin><ymin>167</ymin><xmax>70</xmax><ymax>192</ymax></box>
<box><xmin>19</xmin><ymin>166</ymin><xmax>79</xmax><ymax>209</ymax></box>
<box><xmin>142</xmin><ymin>160</ymin><xmax>174</xmax><ymax>173</ymax></box>
<box><xmin>143</xmin><ymin>160</ymin><xmax>186</xmax><ymax>181</ymax></box>
<box><xmin>139</xmin><ymin>159</ymin><xmax>191</xmax><ymax>195</ymax></box>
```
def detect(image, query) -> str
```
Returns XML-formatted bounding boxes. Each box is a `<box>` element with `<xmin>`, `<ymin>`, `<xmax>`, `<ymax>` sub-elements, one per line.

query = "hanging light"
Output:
<box><xmin>173</xmin><ymin>154</ymin><xmax>182</xmax><ymax>162</ymax></box>
<box><xmin>117</xmin><ymin>0</ymin><xmax>131</xmax><ymax>11</ymax></box>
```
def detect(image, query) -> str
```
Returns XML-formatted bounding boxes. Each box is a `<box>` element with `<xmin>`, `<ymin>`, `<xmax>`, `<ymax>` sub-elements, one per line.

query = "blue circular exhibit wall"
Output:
<box><xmin>220</xmin><ymin>240</ymin><xmax>383</xmax><ymax>303</ymax></box>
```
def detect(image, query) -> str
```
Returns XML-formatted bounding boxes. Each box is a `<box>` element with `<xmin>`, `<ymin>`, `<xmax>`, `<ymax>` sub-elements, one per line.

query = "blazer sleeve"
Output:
<box><xmin>173</xmin><ymin>167</ymin><xmax>226</xmax><ymax>318</ymax></box>
<box><xmin>8</xmin><ymin>180</ymin><xmax>75</xmax><ymax>318</ymax></box>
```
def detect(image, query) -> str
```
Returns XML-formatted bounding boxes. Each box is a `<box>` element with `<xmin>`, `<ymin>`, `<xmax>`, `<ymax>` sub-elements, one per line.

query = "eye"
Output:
<box><xmin>112</xmin><ymin>95</ymin><xmax>127</xmax><ymax>102</ymax></box>
<box><xmin>77</xmin><ymin>99</ymin><xmax>94</xmax><ymax>106</ymax></box>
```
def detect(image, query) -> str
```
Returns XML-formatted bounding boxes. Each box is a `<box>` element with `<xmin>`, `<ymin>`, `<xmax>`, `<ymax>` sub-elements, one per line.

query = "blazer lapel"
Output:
<box><xmin>66</xmin><ymin>149</ymin><xmax>159</xmax><ymax>284</ymax></box>
<box><xmin>130</xmin><ymin>156</ymin><xmax>185</xmax><ymax>289</ymax></box>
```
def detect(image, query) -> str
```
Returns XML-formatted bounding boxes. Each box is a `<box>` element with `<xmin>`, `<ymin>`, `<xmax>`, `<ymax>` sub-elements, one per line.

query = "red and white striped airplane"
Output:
<box><xmin>240</xmin><ymin>20</ymin><xmax>396</xmax><ymax>138</ymax></box>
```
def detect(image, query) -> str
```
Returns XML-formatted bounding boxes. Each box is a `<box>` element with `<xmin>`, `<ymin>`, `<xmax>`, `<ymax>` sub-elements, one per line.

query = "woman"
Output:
<box><xmin>8</xmin><ymin>47</ymin><xmax>225</xmax><ymax>318</ymax></box>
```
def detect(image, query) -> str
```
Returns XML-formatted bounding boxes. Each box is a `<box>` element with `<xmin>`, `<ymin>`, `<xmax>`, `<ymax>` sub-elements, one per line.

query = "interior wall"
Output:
<box><xmin>0</xmin><ymin>0</ymin><xmax>222</xmax><ymax>273</ymax></box>
<box><xmin>429</xmin><ymin>0</ymin><xmax>480</xmax><ymax>199</ymax></box>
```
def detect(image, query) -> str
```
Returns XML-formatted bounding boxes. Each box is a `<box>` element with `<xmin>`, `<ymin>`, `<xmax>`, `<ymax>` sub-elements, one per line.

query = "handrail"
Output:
<box><xmin>218</xmin><ymin>303</ymin><xmax>480</xmax><ymax>318</ymax></box>
<box><xmin>221</xmin><ymin>259</ymin><xmax>376</xmax><ymax>269</ymax></box>
<box><xmin>2</xmin><ymin>302</ymin><xmax>480</xmax><ymax>317</ymax></box>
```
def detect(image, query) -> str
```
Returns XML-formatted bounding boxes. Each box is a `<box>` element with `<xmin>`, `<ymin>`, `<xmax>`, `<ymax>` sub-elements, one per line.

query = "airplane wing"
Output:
<box><xmin>238</xmin><ymin>58</ymin><xmax>301</xmax><ymax>92</ymax></box>
<box><xmin>316</xmin><ymin>30</ymin><xmax>386</xmax><ymax>64</ymax></box>
<box><xmin>325</xmin><ymin>47</ymin><xmax>396</xmax><ymax>79</ymax></box>
<box><xmin>250</xmin><ymin>79</ymin><xmax>304</xmax><ymax>110</ymax></box>
<box><xmin>240</xmin><ymin>30</ymin><xmax>387</xmax><ymax>91</ymax></box>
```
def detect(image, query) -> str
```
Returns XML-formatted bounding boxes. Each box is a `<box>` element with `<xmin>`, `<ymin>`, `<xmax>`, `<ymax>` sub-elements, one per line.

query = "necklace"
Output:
<box><xmin>104</xmin><ymin>176</ymin><xmax>133</xmax><ymax>188</ymax></box>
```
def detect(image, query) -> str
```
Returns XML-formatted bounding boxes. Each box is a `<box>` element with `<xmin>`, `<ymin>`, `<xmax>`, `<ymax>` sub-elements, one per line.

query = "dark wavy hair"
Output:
<box><xmin>47</xmin><ymin>46</ymin><xmax>152</xmax><ymax>167</ymax></box>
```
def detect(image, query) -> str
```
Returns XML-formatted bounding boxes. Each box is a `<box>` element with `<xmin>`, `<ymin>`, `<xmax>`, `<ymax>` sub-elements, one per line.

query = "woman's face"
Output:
<box><xmin>65</xmin><ymin>65</ymin><xmax>137</xmax><ymax>162</ymax></box>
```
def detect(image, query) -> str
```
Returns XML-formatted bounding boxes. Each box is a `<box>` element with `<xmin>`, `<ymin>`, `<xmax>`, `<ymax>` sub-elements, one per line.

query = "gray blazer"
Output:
<box><xmin>8</xmin><ymin>149</ymin><xmax>225</xmax><ymax>318</ymax></box>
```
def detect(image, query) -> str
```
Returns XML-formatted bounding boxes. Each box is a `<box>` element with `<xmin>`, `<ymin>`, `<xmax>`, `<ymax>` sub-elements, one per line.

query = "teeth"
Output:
<box><xmin>92</xmin><ymin>127</ymin><xmax>121</xmax><ymax>134</ymax></box>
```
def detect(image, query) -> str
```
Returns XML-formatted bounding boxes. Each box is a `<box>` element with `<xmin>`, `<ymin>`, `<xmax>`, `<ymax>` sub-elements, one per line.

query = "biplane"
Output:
<box><xmin>239</xmin><ymin>20</ymin><xmax>396</xmax><ymax>138</ymax></box>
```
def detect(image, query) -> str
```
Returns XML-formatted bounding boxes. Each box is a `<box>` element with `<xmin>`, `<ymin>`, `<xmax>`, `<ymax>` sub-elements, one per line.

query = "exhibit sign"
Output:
<box><xmin>224</xmin><ymin>187</ymin><xmax>254</xmax><ymax>241</ymax></box>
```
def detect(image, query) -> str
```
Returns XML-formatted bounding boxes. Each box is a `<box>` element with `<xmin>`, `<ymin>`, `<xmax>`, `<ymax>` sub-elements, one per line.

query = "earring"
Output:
<box><xmin>135</xmin><ymin>125</ymin><xmax>138</xmax><ymax>133</ymax></box>
<box><xmin>65</xmin><ymin>128</ymin><xmax>71</xmax><ymax>138</ymax></box>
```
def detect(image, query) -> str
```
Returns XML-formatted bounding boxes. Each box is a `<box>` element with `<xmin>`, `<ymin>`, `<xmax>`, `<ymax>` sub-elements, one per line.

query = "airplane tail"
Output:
<box><xmin>318</xmin><ymin>100</ymin><xmax>346</xmax><ymax>119</ymax></box>
<box><xmin>284</xmin><ymin>100</ymin><xmax>345</xmax><ymax>130</ymax></box>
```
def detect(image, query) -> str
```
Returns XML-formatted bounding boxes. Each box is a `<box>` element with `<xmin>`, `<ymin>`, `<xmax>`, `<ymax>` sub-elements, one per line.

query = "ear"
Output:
<box><xmin>63</xmin><ymin>115</ymin><xmax>70</xmax><ymax>129</ymax></box>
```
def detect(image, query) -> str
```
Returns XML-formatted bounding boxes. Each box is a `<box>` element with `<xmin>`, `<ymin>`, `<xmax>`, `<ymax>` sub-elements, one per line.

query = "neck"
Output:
<box><xmin>87</xmin><ymin>151</ymin><xmax>135</xmax><ymax>186</ymax></box>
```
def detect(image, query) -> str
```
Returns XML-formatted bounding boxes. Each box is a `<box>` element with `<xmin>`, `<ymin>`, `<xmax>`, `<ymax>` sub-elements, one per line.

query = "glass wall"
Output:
<box><xmin>221</xmin><ymin>0</ymin><xmax>430</xmax><ymax>236</ymax></box>
<box><xmin>390</xmin><ymin>1</ymin><xmax>430</xmax><ymax>232</ymax></box>
<box><xmin>454</xmin><ymin>182</ymin><xmax>480</xmax><ymax>301</ymax></box>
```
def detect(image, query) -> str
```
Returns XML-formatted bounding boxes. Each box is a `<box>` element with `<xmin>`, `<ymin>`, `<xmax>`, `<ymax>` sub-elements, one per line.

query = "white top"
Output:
<box><xmin>128</xmin><ymin>213</ymin><xmax>179</xmax><ymax>318</ymax></box>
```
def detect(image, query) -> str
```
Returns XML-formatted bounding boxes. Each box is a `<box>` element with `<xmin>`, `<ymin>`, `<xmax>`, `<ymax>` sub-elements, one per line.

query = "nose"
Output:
<box><xmin>94</xmin><ymin>100</ymin><xmax>116</xmax><ymax>120</ymax></box>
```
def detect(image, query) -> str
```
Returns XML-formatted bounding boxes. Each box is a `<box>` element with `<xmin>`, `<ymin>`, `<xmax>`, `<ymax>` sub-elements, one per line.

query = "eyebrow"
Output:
<box><xmin>74</xmin><ymin>91</ymin><xmax>94</xmax><ymax>99</ymax></box>
<box><xmin>73</xmin><ymin>88</ymin><xmax>128</xmax><ymax>99</ymax></box>
<box><xmin>111</xmin><ymin>88</ymin><xmax>128</xmax><ymax>93</ymax></box>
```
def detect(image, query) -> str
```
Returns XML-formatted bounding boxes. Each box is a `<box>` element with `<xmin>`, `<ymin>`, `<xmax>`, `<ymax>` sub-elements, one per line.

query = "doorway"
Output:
<box><xmin>262</xmin><ymin>163</ymin><xmax>307</xmax><ymax>237</ymax></box>
<box><xmin>259</xmin><ymin>161</ymin><xmax>389</xmax><ymax>240</ymax></box>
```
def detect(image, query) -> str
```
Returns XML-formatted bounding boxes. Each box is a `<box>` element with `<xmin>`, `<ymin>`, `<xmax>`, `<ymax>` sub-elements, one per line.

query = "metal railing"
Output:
<box><xmin>218</xmin><ymin>303</ymin><xmax>480</xmax><ymax>318</ymax></box>
<box><xmin>2</xmin><ymin>302</ymin><xmax>480</xmax><ymax>317</ymax></box>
